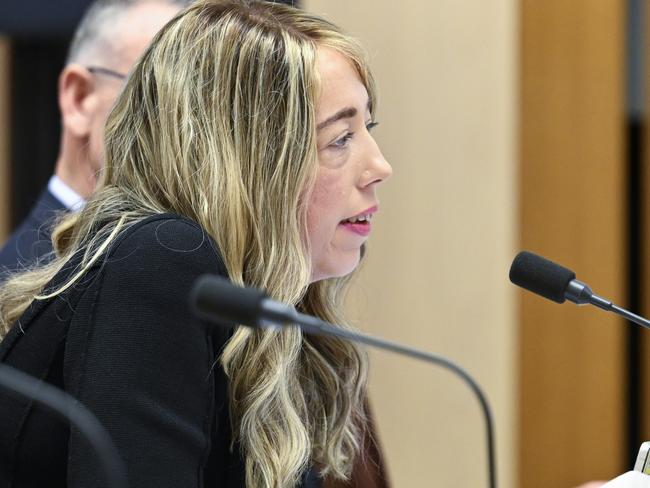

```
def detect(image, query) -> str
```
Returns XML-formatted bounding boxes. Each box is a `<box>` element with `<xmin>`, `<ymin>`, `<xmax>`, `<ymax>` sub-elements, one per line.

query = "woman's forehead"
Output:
<box><xmin>315</xmin><ymin>47</ymin><xmax>370</xmax><ymax>120</ymax></box>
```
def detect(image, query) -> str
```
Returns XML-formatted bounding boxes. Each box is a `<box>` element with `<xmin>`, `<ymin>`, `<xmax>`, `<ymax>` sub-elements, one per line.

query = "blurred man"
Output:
<box><xmin>0</xmin><ymin>0</ymin><xmax>187</xmax><ymax>273</ymax></box>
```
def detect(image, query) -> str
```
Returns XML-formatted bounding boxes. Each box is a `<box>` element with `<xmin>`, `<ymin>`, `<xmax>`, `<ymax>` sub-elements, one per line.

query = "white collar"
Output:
<box><xmin>47</xmin><ymin>175</ymin><xmax>86</xmax><ymax>212</ymax></box>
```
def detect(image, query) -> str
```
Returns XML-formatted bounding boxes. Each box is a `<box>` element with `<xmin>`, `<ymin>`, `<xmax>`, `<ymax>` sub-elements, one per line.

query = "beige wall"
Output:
<box><xmin>303</xmin><ymin>1</ymin><xmax>519</xmax><ymax>486</ymax></box>
<box><xmin>0</xmin><ymin>37</ymin><xmax>9</xmax><ymax>242</ymax></box>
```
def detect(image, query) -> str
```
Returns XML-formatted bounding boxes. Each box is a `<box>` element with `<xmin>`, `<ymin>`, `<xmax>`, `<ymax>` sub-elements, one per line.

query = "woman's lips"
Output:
<box><xmin>339</xmin><ymin>205</ymin><xmax>378</xmax><ymax>237</ymax></box>
<box><xmin>340</xmin><ymin>220</ymin><xmax>372</xmax><ymax>236</ymax></box>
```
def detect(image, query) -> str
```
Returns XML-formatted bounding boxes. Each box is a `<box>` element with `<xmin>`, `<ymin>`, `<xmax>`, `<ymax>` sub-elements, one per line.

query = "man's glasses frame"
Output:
<box><xmin>86</xmin><ymin>66</ymin><xmax>127</xmax><ymax>80</ymax></box>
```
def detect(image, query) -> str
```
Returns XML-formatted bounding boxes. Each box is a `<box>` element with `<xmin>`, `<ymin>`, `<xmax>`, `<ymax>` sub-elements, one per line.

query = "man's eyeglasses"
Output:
<box><xmin>86</xmin><ymin>66</ymin><xmax>127</xmax><ymax>80</ymax></box>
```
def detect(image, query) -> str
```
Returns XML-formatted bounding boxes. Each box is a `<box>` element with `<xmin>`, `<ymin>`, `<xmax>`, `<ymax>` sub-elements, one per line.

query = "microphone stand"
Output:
<box><xmin>564</xmin><ymin>279</ymin><xmax>650</xmax><ymax>329</ymax></box>
<box><xmin>266</xmin><ymin>307</ymin><xmax>498</xmax><ymax>488</ymax></box>
<box><xmin>191</xmin><ymin>274</ymin><xmax>498</xmax><ymax>488</ymax></box>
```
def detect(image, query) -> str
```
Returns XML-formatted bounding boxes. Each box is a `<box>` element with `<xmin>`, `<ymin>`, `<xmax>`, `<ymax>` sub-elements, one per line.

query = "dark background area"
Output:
<box><xmin>0</xmin><ymin>1</ymin><xmax>96</xmax><ymax>37</ymax></box>
<box><xmin>10</xmin><ymin>39</ymin><xmax>69</xmax><ymax>228</ymax></box>
<box><xmin>0</xmin><ymin>0</ymin><xmax>297</xmax><ymax>35</ymax></box>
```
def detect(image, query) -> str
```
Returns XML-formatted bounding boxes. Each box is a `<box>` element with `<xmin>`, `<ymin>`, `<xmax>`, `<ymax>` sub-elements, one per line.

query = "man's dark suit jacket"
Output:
<box><xmin>0</xmin><ymin>188</ymin><xmax>66</xmax><ymax>275</ymax></box>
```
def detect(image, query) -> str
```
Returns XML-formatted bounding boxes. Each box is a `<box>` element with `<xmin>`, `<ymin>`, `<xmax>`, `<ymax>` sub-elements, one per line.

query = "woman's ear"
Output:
<box><xmin>58</xmin><ymin>64</ymin><xmax>96</xmax><ymax>138</ymax></box>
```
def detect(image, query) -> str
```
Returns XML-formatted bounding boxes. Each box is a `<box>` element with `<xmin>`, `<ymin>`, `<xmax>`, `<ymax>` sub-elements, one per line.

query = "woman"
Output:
<box><xmin>0</xmin><ymin>1</ymin><xmax>391</xmax><ymax>487</ymax></box>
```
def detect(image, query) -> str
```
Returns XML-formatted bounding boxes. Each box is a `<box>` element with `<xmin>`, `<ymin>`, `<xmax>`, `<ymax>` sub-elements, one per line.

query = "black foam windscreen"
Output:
<box><xmin>191</xmin><ymin>275</ymin><xmax>267</xmax><ymax>327</ymax></box>
<box><xmin>509</xmin><ymin>251</ymin><xmax>576</xmax><ymax>303</ymax></box>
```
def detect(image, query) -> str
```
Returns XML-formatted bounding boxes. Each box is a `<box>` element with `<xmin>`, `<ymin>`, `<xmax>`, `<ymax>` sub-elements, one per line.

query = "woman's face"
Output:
<box><xmin>306</xmin><ymin>47</ymin><xmax>392</xmax><ymax>282</ymax></box>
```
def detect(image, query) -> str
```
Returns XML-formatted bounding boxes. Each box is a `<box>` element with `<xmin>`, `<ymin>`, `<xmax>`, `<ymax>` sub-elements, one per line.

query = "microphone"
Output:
<box><xmin>509</xmin><ymin>251</ymin><xmax>650</xmax><ymax>329</ymax></box>
<box><xmin>191</xmin><ymin>274</ymin><xmax>497</xmax><ymax>488</ymax></box>
<box><xmin>0</xmin><ymin>364</ymin><xmax>127</xmax><ymax>488</ymax></box>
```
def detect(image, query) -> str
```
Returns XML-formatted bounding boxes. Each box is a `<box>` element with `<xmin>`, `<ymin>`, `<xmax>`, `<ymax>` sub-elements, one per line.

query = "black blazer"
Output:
<box><xmin>0</xmin><ymin>187</ymin><xmax>66</xmax><ymax>275</ymax></box>
<box><xmin>0</xmin><ymin>213</ymin><xmax>321</xmax><ymax>488</ymax></box>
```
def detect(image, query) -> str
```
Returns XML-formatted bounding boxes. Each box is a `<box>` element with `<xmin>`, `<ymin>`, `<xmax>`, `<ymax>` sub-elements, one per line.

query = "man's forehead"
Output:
<box><xmin>101</xmin><ymin>1</ymin><xmax>180</xmax><ymax>69</ymax></box>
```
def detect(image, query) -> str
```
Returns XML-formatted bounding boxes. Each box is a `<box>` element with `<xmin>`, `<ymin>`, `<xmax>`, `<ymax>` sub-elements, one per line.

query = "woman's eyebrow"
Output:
<box><xmin>316</xmin><ymin>99</ymin><xmax>372</xmax><ymax>131</ymax></box>
<box><xmin>317</xmin><ymin>107</ymin><xmax>357</xmax><ymax>131</ymax></box>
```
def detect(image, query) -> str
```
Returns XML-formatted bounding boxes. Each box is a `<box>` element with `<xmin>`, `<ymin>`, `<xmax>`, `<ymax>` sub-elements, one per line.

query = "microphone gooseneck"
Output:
<box><xmin>509</xmin><ymin>251</ymin><xmax>650</xmax><ymax>329</ymax></box>
<box><xmin>0</xmin><ymin>364</ymin><xmax>127</xmax><ymax>488</ymax></box>
<box><xmin>191</xmin><ymin>274</ymin><xmax>498</xmax><ymax>488</ymax></box>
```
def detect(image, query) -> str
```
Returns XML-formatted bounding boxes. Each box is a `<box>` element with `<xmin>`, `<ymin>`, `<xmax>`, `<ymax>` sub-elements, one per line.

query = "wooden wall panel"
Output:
<box><xmin>519</xmin><ymin>1</ymin><xmax>626</xmax><ymax>487</ymax></box>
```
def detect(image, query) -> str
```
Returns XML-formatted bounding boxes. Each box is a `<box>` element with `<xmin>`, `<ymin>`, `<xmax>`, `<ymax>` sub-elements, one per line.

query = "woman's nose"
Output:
<box><xmin>361</xmin><ymin>139</ymin><xmax>392</xmax><ymax>187</ymax></box>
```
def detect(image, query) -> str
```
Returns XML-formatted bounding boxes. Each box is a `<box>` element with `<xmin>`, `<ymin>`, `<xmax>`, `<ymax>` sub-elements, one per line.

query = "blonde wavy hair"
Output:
<box><xmin>0</xmin><ymin>1</ymin><xmax>377</xmax><ymax>486</ymax></box>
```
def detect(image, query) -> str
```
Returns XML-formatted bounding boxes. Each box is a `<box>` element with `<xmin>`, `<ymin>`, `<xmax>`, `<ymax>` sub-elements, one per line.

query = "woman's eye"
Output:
<box><xmin>332</xmin><ymin>132</ymin><xmax>354</xmax><ymax>149</ymax></box>
<box><xmin>328</xmin><ymin>121</ymin><xmax>379</xmax><ymax>150</ymax></box>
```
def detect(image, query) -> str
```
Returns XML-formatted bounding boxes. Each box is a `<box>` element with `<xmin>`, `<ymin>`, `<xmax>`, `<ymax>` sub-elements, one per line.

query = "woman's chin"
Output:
<box><xmin>310</xmin><ymin>253</ymin><xmax>361</xmax><ymax>283</ymax></box>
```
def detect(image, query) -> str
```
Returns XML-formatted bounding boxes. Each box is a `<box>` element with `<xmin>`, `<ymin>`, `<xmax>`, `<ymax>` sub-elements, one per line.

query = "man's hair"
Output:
<box><xmin>66</xmin><ymin>0</ymin><xmax>192</xmax><ymax>64</ymax></box>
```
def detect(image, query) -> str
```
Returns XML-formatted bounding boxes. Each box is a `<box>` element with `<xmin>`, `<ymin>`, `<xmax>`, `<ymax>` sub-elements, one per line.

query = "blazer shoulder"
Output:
<box><xmin>106</xmin><ymin>213</ymin><xmax>227</xmax><ymax>277</ymax></box>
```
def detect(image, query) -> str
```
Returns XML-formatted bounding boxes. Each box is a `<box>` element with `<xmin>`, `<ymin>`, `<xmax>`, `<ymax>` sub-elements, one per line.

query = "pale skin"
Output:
<box><xmin>55</xmin><ymin>1</ymin><xmax>180</xmax><ymax>198</ymax></box>
<box><xmin>307</xmin><ymin>47</ymin><xmax>393</xmax><ymax>282</ymax></box>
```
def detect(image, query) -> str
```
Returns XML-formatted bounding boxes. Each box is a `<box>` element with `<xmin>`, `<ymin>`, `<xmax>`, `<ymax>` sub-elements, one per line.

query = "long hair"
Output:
<box><xmin>0</xmin><ymin>2</ymin><xmax>377</xmax><ymax>486</ymax></box>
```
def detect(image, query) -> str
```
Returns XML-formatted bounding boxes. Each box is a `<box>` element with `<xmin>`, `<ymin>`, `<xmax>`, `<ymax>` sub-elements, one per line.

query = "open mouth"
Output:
<box><xmin>340</xmin><ymin>213</ymin><xmax>372</xmax><ymax>225</ymax></box>
<box><xmin>339</xmin><ymin>213</ymin><xmax>373</xmax><ymax>236</ymax></box>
